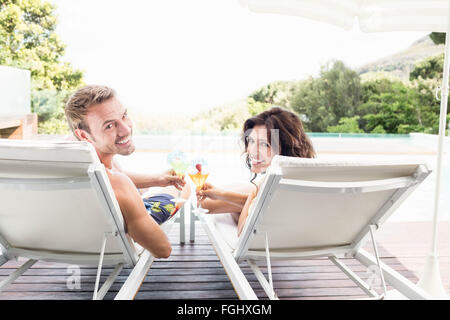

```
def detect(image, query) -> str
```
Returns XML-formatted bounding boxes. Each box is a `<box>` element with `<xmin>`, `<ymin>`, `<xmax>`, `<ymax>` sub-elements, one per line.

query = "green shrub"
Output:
<box><xmin>327</xmin><ymin>116</ymin><xmax>363</xmax><ymax>133</ymax></box>
<box><xmin>38</xmin><ymin>118</ymin><xmax>70</xmax><ymax>134</ymax></box>
<box><xmin>370</xmin><ymin>125</ymin><xmax>386</xmax><ymax>134</ymax></box>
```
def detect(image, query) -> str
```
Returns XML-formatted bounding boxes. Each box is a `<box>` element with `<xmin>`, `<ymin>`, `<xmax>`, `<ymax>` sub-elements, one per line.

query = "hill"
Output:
<box><xmin>132</xmin><ymin>35</ymin><xmax>445</xmax><ymax>134</ymax></box>
<box><xmin>357</xmin><ymin>35</ymin><xmax>444</xmax><ymax>81</ymax></box>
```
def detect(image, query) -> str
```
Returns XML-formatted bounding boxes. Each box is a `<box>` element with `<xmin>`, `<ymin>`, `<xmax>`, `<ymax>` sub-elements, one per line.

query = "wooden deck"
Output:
<box><xmin>1</xmin><ymin>220</ymin><xmax>449</xmax><ymax>300</ymax></box>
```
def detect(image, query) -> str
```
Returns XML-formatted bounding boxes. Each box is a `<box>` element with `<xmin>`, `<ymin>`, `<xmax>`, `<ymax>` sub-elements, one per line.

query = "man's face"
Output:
<box><xmin>79</xmin><ymin>97</ymin><xmax>135</xmax><ymax>157</ymax></box>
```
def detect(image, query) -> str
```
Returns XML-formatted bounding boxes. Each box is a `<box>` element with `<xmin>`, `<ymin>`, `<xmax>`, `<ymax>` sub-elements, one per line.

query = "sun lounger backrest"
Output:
<box><xmin>0</xmin><ymin>140</ymin><xmax>137</xmax><ymax>265</ymax></box>
<box><xmin>235</xmin><ymin>156</ymin><xmax>431</xmax><ymax>259</ymax></box>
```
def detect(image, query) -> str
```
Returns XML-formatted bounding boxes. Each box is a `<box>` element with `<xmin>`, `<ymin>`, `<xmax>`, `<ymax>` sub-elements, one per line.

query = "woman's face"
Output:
<box><xmin>246</xmin><ymin>125</ymin><xmax>276</xmax><ymax>174</ymax></box>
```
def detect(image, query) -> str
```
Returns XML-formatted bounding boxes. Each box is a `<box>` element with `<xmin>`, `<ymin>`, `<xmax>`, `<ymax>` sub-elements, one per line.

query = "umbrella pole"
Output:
<box><xmin>417</xmin><ymin>7</ymin><xmax>450</xmax><ymax>298</ymax></box>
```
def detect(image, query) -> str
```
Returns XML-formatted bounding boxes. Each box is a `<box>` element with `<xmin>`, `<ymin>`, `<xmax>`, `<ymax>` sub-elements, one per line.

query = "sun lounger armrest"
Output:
<box><xmin>278</xmin><ymin>176</ymin><xmax>418</xmax><ymax>194</ymax></box>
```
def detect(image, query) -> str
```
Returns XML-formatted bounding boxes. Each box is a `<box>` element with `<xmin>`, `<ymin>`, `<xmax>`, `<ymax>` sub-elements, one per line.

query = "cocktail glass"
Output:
<box><xmin>167</xmin><ymin>150</ymin><xmax>190</xmax><ymax>204</ymax></box>
<box><xmin>188</xmin><ymin>158</ymin><xmax>209</xmax><ymax>214</ymax></box>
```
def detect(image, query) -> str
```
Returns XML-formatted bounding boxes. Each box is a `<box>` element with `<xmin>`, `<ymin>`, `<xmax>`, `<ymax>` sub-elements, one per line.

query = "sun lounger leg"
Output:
<box><xmin>247</xmin><ymin>233</ymin><xmax>278</xmax><ymax>299</ymax></box>
<box><xmin>93</xmin><ymin>232</ymin><xmax>109</xmax><ymax>300</ymax></box>
<box><xmin>330</xmin><ymin>256</ymin><xmax>380</xmax><ymax>298</ymax></box>
<box><xmin>0</xmin><ymin>254</ymin><xmax>8</xmax><ymax>268</ymax></box>
<box><xmin>0</xmin><ymin>259</ymin><xmax>37</xmax><ymax>292</ymax></box>
<box><xmin>111</xmin><ymin>217</ymin><xmax>173</xmax><ymax>300</ymax></box>
<box><xmin>95</xmin><ymin>263</ymin><xmax>124</xmax><ymax>300</ymax></box>
<box><xmin>0</xmin><ymin>243</ymin><xmax>8</xmax><ymax>266</ymax></box>
<box><xmin>368</xmin><ymin>225</ymin><xmax>388</xmax><ymax>296</ymax></box>
<box><xmin>115</xmin><ymin>250</ymin><xmax>155</xmax><ymax>300</ymax></box>
<box><xmin>199</xmin><ymin>214</ymin><xmax>257</xmax><ymax>300</ymax></box>
<box><xmin>247</xmin><ymin>260</ymin><xmax>279</xmax><ymax>300</ymax></box>
<box><xmin>265</xmin><ymin>233</ymin><xmax>274</xmax><ymax>296</ymax></box>
<box><xmin>190</xmin><ymin>203</ymin><xmax>195</xmax><ymax>243</ymax></box>
<box><xmin>179</xmin><ymin>205</ymin><xmax>185</xmax><ymax>244</ymax></box>
<box><xmin>219</xmin><ymin>256</ymin><xmax>257</xmax><ymax>300</ymax></box>
<box><xmin>355</xmin><ymin>249</ymin><xmax>432</xmax><ymax>300</ymax></box>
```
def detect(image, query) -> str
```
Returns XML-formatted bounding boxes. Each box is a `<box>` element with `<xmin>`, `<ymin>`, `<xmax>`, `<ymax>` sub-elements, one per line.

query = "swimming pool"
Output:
<box><xmin>115</xmin><ymin>133</ymin><xmax>450</xmax><ymax>222</ymax></box>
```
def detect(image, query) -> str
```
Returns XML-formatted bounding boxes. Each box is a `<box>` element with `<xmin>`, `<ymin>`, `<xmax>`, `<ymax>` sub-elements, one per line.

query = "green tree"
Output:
<box><xmin>370</xmin><ymin>125</ymin><xmax>386</xmax><ymax>134</ymax></box>
<box><xmin>31</xmin><ymin>89</ymin><xmax>69</xmax><ymax>122</ymax></box>
<box><xmin>430</xmin><ymin>32</ymin><xmax>445</xmax><ymax>45</ymax></box>
<box><xmin>410</xmin><ymin>78</ymin><xmax>443</xmax><ymax>134</ymax></box>
<box><xmin>409</xmin><ymin>53</ymin><xmax>444</xmax><ymax>81</ymax></box>
<box><xmin>249</xmin><ymin>80</ymin><xmax>300</xmax><ymax>109</ymax></box>
<box><xmin>359</xmin><ymin>79</ymin><xmax>439</xmax><ymax>134</ymax></box>
<box><xmin>408</xmin><ymin>52</ymin><xmax>448</xmax><ymax>134</ymax></box>
<box><xmin>189</xmin><ymin>99</ymin><xmax>251</xmax><ymax>133</ymax></box>
<box><xmin>247</xmin><ymin>97</ymin><xmax>271</xmax><ymax>116</ymax></box>
<box><xmin>291</xmin><ymin>60</ymin><xmax>361</xmax><ymax>132</ymax></box>
<box><xmin>0</xmin><ymin>0</ymin><xmax>84</xmax><ymax>133</ymax></box>
<box><xmin>327</xmin><ymin>116</ymin><xmax>363</xmax><ymax>133</ymax></box>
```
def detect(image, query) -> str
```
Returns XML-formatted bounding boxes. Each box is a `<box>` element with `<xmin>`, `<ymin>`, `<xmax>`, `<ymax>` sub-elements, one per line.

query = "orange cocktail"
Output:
<box><xmin>189</xmin><ymin>160</ymin><xmax>209</xmax><ymax>213</ymax></box>
<box><xmin>189</xmin><ymin>172</ymin><xmax>209</xmax><ymax>191</ymax></box>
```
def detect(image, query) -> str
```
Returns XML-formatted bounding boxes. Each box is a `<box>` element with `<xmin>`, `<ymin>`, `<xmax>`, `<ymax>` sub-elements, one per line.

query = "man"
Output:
<box><xmin>65</xmin><ymin>85</ymin><xmax>188</xmax><ymax>258</ymax></box>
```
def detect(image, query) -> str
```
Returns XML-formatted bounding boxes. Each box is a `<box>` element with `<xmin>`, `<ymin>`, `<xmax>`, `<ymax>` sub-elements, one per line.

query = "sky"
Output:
<box><xmin>52</xmin><ymin>0</ymin><xmax>428</xmax><ymax>116</ymax></box>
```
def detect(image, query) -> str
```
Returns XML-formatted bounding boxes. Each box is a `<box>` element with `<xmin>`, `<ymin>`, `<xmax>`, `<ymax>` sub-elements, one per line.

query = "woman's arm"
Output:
<box><xmin>237</xmin><ymin>177</ymin><xmax>265</xmax><ymax>236</ymax></box>
<box><xmin>200</xmin><ymin>196</ymin><xmax>246</xmax><ymax>214</ymax></box>
<box><xmin>209</xmin><ymin>189</ymin><xmax>249</xmax><ymax>207</ymax></box>
<box><xmin>237</xmin><ymin>188</ymin><xmax>258</xmax><ymax>236</ymax></box>
<box><xmin>198</xmin><ymin>182</ymin><xmax>256</xmax><ymax>213</ymax></box>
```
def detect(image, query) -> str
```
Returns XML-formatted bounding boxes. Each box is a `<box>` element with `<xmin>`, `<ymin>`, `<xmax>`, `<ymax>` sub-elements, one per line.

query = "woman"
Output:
<box><xmin>197</xmin><ymin>106</ymin><xmax>315</xmax><ymax>235</ymax></box>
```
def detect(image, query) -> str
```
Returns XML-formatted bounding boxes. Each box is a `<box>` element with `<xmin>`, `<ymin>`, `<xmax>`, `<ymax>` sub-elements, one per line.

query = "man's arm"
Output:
<box><xmin>124</xmin><ymin>171</ymin><xmax>179</xmax><ymax>189</ymax></box>
<box><xmin>108</xmin><ymin>171</ymin><xmax>172</xmax><ymax>258</ymax></box>
<box><xmin>113</xmin><ymin>158</ymin><xmax>184</xmax><ymax>190</ymax></box>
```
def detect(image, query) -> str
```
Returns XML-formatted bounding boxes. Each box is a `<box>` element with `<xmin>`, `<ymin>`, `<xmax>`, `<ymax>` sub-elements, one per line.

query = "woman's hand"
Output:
<box><xmin>196</xmin><ymin>182</ymin><xmax>223</xmax><ymax>202</ymax></box>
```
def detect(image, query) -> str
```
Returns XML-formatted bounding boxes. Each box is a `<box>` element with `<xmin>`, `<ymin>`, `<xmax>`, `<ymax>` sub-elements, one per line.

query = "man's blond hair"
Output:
<box><xmin>65</xmin><ymin>85</ymin><xmax>116</xmax><ymax>135</ymax></box>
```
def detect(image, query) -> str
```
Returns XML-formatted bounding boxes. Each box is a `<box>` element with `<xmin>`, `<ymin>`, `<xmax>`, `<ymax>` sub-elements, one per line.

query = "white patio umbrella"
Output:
<box><xmin>239</xmin><ymin>0</ymin><xmax>449</xmax><ymax>298</ymax></box>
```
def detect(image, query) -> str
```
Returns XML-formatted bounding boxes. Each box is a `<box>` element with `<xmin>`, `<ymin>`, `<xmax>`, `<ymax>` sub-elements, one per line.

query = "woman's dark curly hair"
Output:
<box><xmin>242</xmin><ymin>107</ymin><xmax>316</xmax><ymax>175</ymax></box>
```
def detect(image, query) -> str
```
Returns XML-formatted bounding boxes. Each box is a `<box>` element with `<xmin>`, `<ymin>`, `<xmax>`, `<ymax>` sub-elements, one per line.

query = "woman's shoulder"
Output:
<box><xmin>253</xmin><ymin>173</ymin><xmax>267</xmax><ymax>186</ymax></box>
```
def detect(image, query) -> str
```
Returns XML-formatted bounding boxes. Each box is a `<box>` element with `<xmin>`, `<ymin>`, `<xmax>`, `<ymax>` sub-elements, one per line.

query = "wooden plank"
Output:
<box><xmin>4</xmin><ymin>277</ymin><xmax>433</xmax><ymax>295</ymax></box>
<box><xmin>1</xmin><ymin>281</ymin><xmax>442</xmax><ymax>301</ymax></box>
<box><xmin>1</xmin><ymin>220</ymin><xmax>449</xmax><ymax>300</ymax></box>
<box><xmin>4</xmin><ymin>255</ymin><xmax>447</xmax><ymax>272</ymax></box>
<box><xmin>0</xmin><ymin>291</ymin><xmax>99</xmax><ymax>300</ymax></box>
<box><xmin>0</xmin><ymin>278</ymin><xmax>383</xmax><ymax>292</ymax></box>
<box><xmin>0</xmin><ymin>261</ymin><xmax>428</xmax><ymax>277</ymax></box>
<box><xmin>0</xmin><ymin>269</ymin><xmax>421</xmax><ymax>286</ymax></box>
<box><xmin>134</xmin><ymin>287</ymin><xmax>367</xmax><ymax>300</ymax></box>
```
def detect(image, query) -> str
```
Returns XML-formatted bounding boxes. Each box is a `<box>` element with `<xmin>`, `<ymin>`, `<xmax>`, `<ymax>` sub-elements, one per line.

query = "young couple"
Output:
<box><xmin>64</xmin><ymin>85</ymin><xmax>315</xmax><ymax>259</ymax></box>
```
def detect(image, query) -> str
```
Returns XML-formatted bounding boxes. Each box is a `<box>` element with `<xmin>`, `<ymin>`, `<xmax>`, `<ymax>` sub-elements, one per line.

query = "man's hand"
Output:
<box><xmin>159</xmin><ymin>169</ymin><xmax>186</xmax><ymax>191</ymax></box>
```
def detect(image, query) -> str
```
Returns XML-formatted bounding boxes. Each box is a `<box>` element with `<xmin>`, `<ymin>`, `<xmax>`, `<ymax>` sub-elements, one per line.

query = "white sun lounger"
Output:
<box><xmin>199</xmin><ymin>155</ymin><xmax>433</xmax><ymax>300</ymax></box>
<box><xmin>0</xmin><ymin>139</ymin><xmax>179</xmax><ymax>300</ymax></box>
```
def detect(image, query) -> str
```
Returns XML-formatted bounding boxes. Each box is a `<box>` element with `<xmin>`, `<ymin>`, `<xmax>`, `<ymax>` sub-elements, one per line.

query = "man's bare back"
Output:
<box><xmin>64</xmin><ymin>85</ymin><xmax>189</xmax><ymax>259</ymax></box>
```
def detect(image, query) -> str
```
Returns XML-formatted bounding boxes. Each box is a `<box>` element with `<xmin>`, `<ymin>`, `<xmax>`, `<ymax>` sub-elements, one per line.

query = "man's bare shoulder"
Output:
<box><xmin>111</xmin><ymin>157</ymin><xmax>124</xmax><ymax>172</ymax></box>
<box><xmin>106</xmin><ymin>169</ymin><xmax>137</xmax><ymax>200</ymax></box>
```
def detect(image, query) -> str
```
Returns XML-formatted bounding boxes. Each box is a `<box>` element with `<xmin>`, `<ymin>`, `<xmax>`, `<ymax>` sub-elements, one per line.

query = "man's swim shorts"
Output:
<box><xmin>143</xmin><ymin>193</ymin><xmax>177</xmax><ymax>225</ymax></box>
